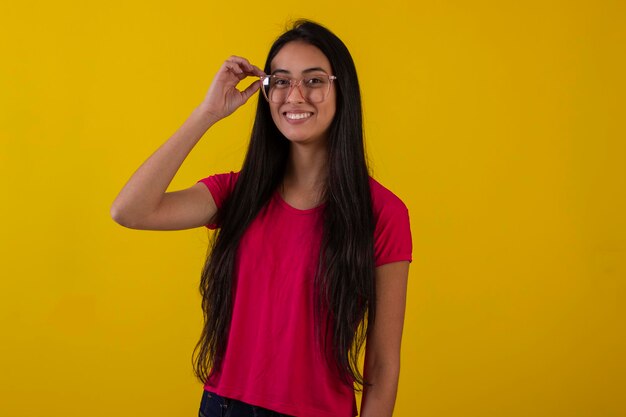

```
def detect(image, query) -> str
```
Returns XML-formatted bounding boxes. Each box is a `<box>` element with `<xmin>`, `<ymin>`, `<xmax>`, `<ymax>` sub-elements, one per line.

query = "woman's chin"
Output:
<box><xmin>285</xmin><ymin>134</ymin><xmax>312</xmax><ymax>143</ymax></box>
<box><xmin>280</xmin><ymin>129</ymin><xmax>329</xmax><ymax>146</ymax></box>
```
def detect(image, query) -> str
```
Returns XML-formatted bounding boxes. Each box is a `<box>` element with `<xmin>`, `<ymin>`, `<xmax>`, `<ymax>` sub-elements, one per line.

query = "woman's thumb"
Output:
<box><xmin>240</xmin><ymin>80</ymin><xmax>261</xmax><ymax>103</ymax></box>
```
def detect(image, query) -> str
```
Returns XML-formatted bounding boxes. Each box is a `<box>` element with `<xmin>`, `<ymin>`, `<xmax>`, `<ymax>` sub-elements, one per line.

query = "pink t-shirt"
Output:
<box><xmin>196</xmin><ymin>171</ymin><xmax>412</xmax><ymax>417</ymax></box>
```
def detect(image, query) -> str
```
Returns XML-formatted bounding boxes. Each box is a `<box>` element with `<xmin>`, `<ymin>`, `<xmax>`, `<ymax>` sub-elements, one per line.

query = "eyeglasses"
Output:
<box><xmin>260</xmin><ymin>73</ymin><xmax>337</xmax><ymax>104</ymax></box>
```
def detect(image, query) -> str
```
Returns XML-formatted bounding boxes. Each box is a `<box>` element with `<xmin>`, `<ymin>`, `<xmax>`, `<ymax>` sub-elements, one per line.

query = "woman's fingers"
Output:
<box><xmin>199</xmin><ymin>56</ymin><xmax>264</xmax><ymax>121</ymax></box>
<box><xmin>240</xmin><ymin>79</ymin><xmax>261</xmax><ymax>103</ymax></box>
<box><xmin>226</xmin><ymin>55</ymin><xmax>265</xmax><ymax>77</ymax></box>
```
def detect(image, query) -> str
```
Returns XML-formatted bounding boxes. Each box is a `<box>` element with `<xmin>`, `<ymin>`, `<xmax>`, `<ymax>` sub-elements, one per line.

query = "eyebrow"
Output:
<box><xmin>271</xmin><ymin>67</ymin><xmax>329</xmax><ymax>75</ymax></box>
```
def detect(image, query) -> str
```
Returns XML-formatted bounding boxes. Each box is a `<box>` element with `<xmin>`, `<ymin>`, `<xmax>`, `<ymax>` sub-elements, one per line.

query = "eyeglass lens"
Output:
<box><xmin>262</xmin><ymin>75</ymin><xmax>332</xmax><ymax>103</ymax></box>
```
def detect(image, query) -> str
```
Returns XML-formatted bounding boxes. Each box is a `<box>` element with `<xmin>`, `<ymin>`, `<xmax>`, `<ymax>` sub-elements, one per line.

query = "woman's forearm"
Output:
<box><xmin>360</xmin><ymin>262</ymin><xmax>409</xmax><ymax>417</ymax></box>
<box><xmin>110</xmin><ymin>105</ymin><xmax>218</xmax><ymax>225</ymax></box>
<box><xmin>359</xmin><ymin>361</ymin><xmax>401</xmax><ymax>417</ymax></box>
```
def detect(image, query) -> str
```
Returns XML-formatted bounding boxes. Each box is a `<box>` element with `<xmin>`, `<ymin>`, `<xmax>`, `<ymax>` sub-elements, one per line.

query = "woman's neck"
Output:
<box><xmin>280</xmin><ymin>142</ymin><xmax>328</xmax><ymax>209</ymax></box>
<box><xmin>284</xmin><ymin>142</ymin><xmax>328</xmax><ymax>189</ymax></box>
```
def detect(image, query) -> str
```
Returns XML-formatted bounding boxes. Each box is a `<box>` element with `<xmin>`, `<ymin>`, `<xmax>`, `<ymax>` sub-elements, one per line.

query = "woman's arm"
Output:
<box><xmin>110</xmin><ymin>106</ymin><xmax>218</xmax><ymax>230</ymax></box>
<box><xmin>110</xmin><ymin>56</ymin><xmax>264</xmax><ymax>230</ymax></box>
<box><xmin>359</xmin><ymin>261</ymin><xmax>410</xmax><ymax>417</ymax></box>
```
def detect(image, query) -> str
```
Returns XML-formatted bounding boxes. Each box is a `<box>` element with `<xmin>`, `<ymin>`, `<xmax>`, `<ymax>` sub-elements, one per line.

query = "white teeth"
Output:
<box><xmin>286</xmin><ymin>112</ymin><xmax>312</xmax><ymax>120</ymax></box>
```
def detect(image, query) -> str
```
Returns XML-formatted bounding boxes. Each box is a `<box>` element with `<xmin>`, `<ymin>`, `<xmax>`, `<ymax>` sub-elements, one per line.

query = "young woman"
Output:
<box><xmin>111</xmin><ymin>20</ymin><xmax>412</xmax><ymax>417</ymax></box>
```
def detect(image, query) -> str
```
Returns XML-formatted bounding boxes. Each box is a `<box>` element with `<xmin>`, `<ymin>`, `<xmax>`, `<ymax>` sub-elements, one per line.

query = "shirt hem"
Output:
<box><xmin>204</xmin><ymin>384</ymin><xmax>353</xmax><ymax>417</ymax></box>
<box><xmin>375</xmin><ymin>255</ymin><xmax>413</xmax><ymax>267</ymax></box>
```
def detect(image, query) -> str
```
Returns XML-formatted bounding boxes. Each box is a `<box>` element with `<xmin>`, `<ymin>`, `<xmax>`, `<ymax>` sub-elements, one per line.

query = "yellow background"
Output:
<box><xmin>1</xmin><ymin>0</ymin><xmax>624</xmax><ymax>416</ymax></box>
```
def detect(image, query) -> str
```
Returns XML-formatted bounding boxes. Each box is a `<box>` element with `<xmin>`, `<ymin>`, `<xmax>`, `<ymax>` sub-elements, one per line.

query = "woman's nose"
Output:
<box><xmin>285</xmin><ymin>82</ymin><xmax>306</xmax><ymax>103</ymax></box>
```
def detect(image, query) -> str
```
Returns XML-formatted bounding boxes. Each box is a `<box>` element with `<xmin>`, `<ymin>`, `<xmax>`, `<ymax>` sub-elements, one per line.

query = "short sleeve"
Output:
<box><xmin>196</xmin><ymin>171</ymin><xmax>239</xmax><ymax>229</ymax></box>
<box><xmin>371</xmin><ymin>180</ymin><xmax>413</xmax><ymax>267</ymax></box>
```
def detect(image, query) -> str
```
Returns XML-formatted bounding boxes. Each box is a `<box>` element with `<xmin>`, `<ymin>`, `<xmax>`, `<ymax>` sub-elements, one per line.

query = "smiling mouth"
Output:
<box><xmin>284</xmin><ymin>112</ymin><xmax>313</xmax><ymax>120</ymax></box>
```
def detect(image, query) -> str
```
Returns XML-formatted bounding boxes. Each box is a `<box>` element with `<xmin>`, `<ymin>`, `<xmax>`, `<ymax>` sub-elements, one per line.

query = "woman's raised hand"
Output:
<box><xmin>199</xmin><ymin>56</ymin><xmax>265</xmax><ymax>123</ymax></box>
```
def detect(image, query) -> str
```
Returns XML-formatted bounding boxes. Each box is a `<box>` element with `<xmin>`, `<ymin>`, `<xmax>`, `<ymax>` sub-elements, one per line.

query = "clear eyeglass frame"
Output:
<box><xmin>259</xmin><ymin>73</ymin><xmax>337</xmax><ymax>104</ymax></box>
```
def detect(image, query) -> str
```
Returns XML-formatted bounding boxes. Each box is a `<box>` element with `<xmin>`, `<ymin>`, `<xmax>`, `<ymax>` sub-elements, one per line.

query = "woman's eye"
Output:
<box><xmin>273</xmin><ymin>78</ymin><xmax>290</xmax><ymax>88</ymax></box>
<box><xmin>305</xmin><ymin>77</ymin><xmax>326</xmax><ymax>87</ymax></box>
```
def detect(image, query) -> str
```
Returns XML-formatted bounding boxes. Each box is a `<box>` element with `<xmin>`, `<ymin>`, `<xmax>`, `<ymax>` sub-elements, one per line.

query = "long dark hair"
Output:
<box><xmin>192</xmin><ymin>19</ymin><xmax>375</xmax><ymax>390</ymax></box>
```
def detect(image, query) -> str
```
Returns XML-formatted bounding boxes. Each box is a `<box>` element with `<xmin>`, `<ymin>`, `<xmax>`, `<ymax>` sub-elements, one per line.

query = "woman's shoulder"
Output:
<box><xmin>368</xmin><ymin>176</ymin><xmax>413</xmax><ymax>265</ymax></box>
<box><xmin>200</xmin><ymin>170</ymin><xmax>240</xmax><ymax>182</ymax></box>
<box><xmin>197</xmin><ymin>170</ymin><xmax>241</xmax><ymax>189</ymax></box>
<box><xmin>368</xmin><ymin>176</ymin><xmax>409</xmax><ymax>214</ymax></box>
<box><xmin>196</xmin><ymin>171</ymin><xmax>241</xmax><ymax>209</ymax></box>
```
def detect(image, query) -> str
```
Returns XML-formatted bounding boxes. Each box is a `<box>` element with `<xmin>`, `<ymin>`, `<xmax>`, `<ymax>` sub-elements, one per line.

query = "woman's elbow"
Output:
<box><xmin>110</xmin><ymin>203</ymin><xmax>137</xmax><ymax>228</ymax></box>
